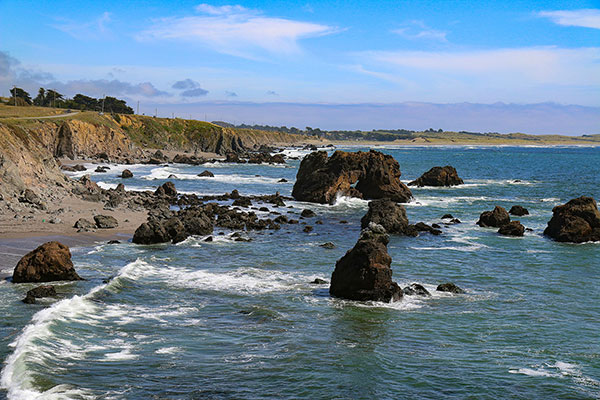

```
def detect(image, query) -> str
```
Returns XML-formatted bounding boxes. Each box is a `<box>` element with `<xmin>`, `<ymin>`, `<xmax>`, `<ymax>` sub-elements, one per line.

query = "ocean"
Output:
<box><xmin>0</xmin><ymin>145</ymin><xmax>599</xmax><ymax>399</ymax></box>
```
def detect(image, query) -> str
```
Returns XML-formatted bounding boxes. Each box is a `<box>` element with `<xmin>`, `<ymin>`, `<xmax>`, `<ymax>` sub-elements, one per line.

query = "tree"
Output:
<box><xmin>9</xmin><ymin>87</ymin><xmax>32</xmax><ymax>105</ymax></box>
<box><xmin>33</xmin><ymin>88</ymin><xmax>46</xmax><ymax>106</ymax></box>
<box><xmin>46</xmin><ymin>89</ymin><xmax>64</xmax><ymax>107</ymax></box>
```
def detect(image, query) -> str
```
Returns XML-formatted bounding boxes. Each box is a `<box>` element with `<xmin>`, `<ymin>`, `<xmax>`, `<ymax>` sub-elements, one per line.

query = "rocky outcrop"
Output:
<box><xmin>414</xmin><ymin>222</ymin><xmax>442</xmax><ymax>235</ymax></box>
<box><xmin>509</xmin><ymin>205</ymin><xmax>529</xmax><ymax>216</ymax></box>
<box><xmin>198</xmin><ymin>170</ymin><xmax>214</xmax><ymax>177</ymax></box>
<box><xmin>121</xmin><ymin>169</ymin><xmax>133</xmax><ymax>178</ymax></box>
<box><xmin>436</xmin><ymin>283</ymin><xmax>464</xmax><ymax>294</ymax></box>
<box><xmin>408</xmin><ymin>166</ymin><xmax>464</xmax><ymax>187</ymax></box>
<box><xmin>360</xmin><ymin>199</ymin><xmax>417</xmax><ymax>236</ymax></box>
<box><xmin>94</xmin><ymin>215</ymin><xmax>118</xmax><ymax>229</ymax></box>
<box><xmin>330</xmin><ymin>223</ymin><xmax>403</xmax><ymax>302</ymax></box>
<box><xmin>22</xmin><ymin>285</ymin><xmax>57</xmax><ymax>304</ymax></box>
<box><xmin>544</xmin><ymin>196</ymin><xmax>600</xmax><ymax>243</ymax></box>
<box><xmin>12</xmin><ymin>241</ymin><xmax>83</xmax><ymax>283</ymax></box>
<box><xmin>292</xmin><ymin>150</ymin><xmax>412</xmax><ymax>204</ymax></box>
<box><xmin>477</xmin><ymin>206</ymin><xmax>510</xmax><ymax>228</ymax></box>
<box><xmin>403</xmin><ymin>283</ymin><xmax>431</xmax><ymax>296</ymax></box>
<box><xmin>498</xmin><ymin>221</ymin><xmax>525</xmax><ymax>236</ymax></box>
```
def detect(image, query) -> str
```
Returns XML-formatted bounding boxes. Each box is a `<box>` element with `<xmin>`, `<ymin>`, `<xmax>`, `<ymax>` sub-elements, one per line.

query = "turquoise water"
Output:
<box><xmin>1</xmin><ymin>145</ymin><xmax>599</xmax><ymax>399</ymax></box>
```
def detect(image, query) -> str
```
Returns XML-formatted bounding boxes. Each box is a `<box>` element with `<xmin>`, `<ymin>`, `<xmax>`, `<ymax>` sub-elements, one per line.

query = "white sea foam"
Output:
<box><xmin>141</xmin><ymin>166</ymin><xmax>283</xmax><ymax>184</ymax></box>
<box><xmin>508</xmin><ymin>360</ymin><xmax>600</xmax><ymax>394</ymax></box>
<box><xmin>155</xmin><ymin>346</ymin><xmax>181</xmax><ymax>355</ymax></box>
<box><xmin>407</xmin><ymin>179</ymin><xmax>536</xmax><ymax>189</ymax></box>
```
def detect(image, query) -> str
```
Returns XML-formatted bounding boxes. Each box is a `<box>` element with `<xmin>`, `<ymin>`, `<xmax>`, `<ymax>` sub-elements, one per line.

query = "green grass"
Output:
<box><xmin>0</xmin><ymin>104</ymin><xmax>66</xmax><ymax>118</ymax></box>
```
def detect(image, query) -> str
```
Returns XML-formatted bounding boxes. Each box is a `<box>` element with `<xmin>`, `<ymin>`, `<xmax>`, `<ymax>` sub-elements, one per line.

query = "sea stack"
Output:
<box><xmin>12</xmin><ymin>241</ymin><xmax>82</xmax><ymax>283</ymax></box>
<box><xmin>544</xmin><ymin>196</ymin><xmax>600</xmax><ymax>243</ymax></box>
<box><xmin>408</xmin><ymin>166</ymin><xmax>464</xmax><ymax>187</ymax></box>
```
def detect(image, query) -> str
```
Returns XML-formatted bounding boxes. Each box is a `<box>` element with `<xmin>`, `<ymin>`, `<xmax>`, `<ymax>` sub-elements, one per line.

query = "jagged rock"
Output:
<box><xmin>360</xmin><ymin>199</ymin><xmax>417</xmax><ymax>236</ymax></box>
<box><xmin>230</xmin><ymin>189</ymin><xmax>241</xmax><ymax>199</ymax></box>
<box><xmin>274</xmin><ymin>215</ymin><xmax>289</xmax><ymax>224</ymax></box>
<box><xmin>225</xmin><ymin>153</ymin><xmax>244</xmax><ymax>163</ymax></box>
<box><xmin>303</xmin><ymin>225</ymin><xmax>313</xmax><ymax>233</ymax></box>
<box><xmin>95</xmin><ymin>166</ymin><xmax>109</xmax><ymax>173</ymax></box>
<box><xmin>172</xmin><ymin>154</ymin><xmax>205</xmax><ymax>165</ymax></box>
<box><xmin>133</xmin><ymin>221</ymin><xmax>170</xmax><ymax>244</ymax></box>
<box><xmin>73</xmin><ymin>164</ymin><xmax>87</xmax><ymax>171</ymax></box>
<box><xmin>94</xmin><ymin>215</ymin><xmax>118</xmax><ymax>229</ymax></box>
<box><xmin>115</xmin><ymin>183</ymin><xmax>125</xmax><ymax>193</ymax></box>
<box><xmin>413</xmin><ymin>222</ymin><xmax>442</xmax><ymax>235</ymax></box>
<box><xmin>121</xmin><ymin>169</ymin><xmax>133</xmax><ymax>178</ymax></box>
<box><xmin>403</xmin><ymin>283</ymin><xmax>431</xmax><ymax>296</ymax></box>
<box><xmin>198</xmin><ymin>170</ymin><xmax>214</xmax><ymax>177</ymax></box>
<box><xmin>408</xmin><ymin>166</ymin><xmax>464</xmax><ymax>187</ymax></box>
<box><xmin>232</xmin><ymin>197</ymin><xmax>252</xmax><ymax>207</ymax></box>
<box><xmin>441</xmin><ymin>214</ymin><xmax>454</xmax><ymax>219</ymax></box>
<box><xmin>107</xmin><ymin>240</ymin><xmax>120</xmax><ymax>244</ymax></box>
<box><xmin>544</xmin><ymin>196</ymin><xmax>600</xmax><ymax>243</ymax></box>
<box><xmin>292</xmin><ymin>150</ymin><xmax>412</xmax><ymax>204</ymax></box>
<box><xmin>509</xmin><ymin>205</ymin><xmax>529</xmax><ymax>216</ymax></box>
<box><xmin>330</xmin><ymin>223</ymin><xmax>403</xmax><ymax>302</ymax></box>
<box><xmin>477</xmin><ymin>206</ymin><xmax>510</xmax><ymax>228</ymax></box>
<box><xmin>436</xmin><ymin>283</ymin><xmax>465</xmax><ymax>294</ymax></box>
<box><xmin>155</xmin><ymin>181</ymin><xmax>177</xmax><ymax>197</ymax></box>
<box><xmin>278</xmin><ymin>178</ymin><xmax>288</xmax><ymax>183</ymax></box>
<box><xmin>320</xmin><ymin>242</ymin><xmax>336</xmax><ymax>249</ymax></box>
<box><xmin>74</xmin><ymin>218</ymin><xmax>95</xmax><ymax>230</ymax></box>
<box><xmin>498</xmin><ymin>221</ymin><xmax>525</xmax><ymax>236</ymax></box>
<box><xmin>133</xmin><ymin>206</ymin><xmax>214</xmax><ymax>244</ymax></box>
<box><xmin>22</xmin><ymin>285</ymin><xmax>57</xmax><ymax>304</ymax></box>
<box><xmin>12</xmin><ymin>241</ymin><xmax>82</xmax><ymax>283</ymax></box>
<box><xmin>19</xmin><ymin>189</ymin><xmax>42</xmax><ymax>206</ymax></box>
<box><xmin>301</xmin><ymin>209</ymin><xmax>316</xmax><ymax>218</ymax></box>
<box><xmin>311</xmin><ymin>278</ymin><xmax>328</xmax><ymax>284</ymax></box>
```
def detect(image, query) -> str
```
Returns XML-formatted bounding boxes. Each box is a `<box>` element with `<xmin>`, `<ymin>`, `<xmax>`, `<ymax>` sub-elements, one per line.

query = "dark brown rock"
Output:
<box><xmin>22</xmin><ymin>285</ymin><xmax>57</xmax><ymax>304</ymax></box>
<box><xmin>121</xmin><ymin>169</ymin><xmax>133</xmax><ymax>178</ymax></box>
<box><xmin>311</xmin><ymin>278</ymin><xmax>328</xmax><ymax>284</ymax></box>
<box><xmin>408</xmin><ymin>166</ymin><xmax>464</xmax><ymax>187</ymax></box>
<box><xmin>360</xmin><ymin>199</ymin><xmax>417</xmax><ymax>236</ymax></box>
<box><xmin>413</xmin><ymin>222</ymin><xmax>442</xmax><ymax>235</ymax></box>
<box><xmin>155</xmin><ymin>181</ymin><xmax>177</xmax><ymax>197</ymax></box>
<box><xmin>94</xmin><ymin>215</ymin><xmax>118</xmax><ymax>229</ymax></box>
<box><xmin>292</xmin><ymin>150</ymin><xmax>412</xmax><ymax>204</ymax></box>
<box><xmin>330</xmin><ymin>224</ymin><xmax>402</xmax><ymax>302</ymax></box>
<box><xmin>544</xmin><ymin>196</ymin><xmax>600</xmax><ymax>243</ymax></box>
<box><xmin>74</xmin><ymin>218</ymin><xmax>95</xmax><ymax>230</ymax></box>
<box><xmin>498</xmin><ymin>221</ymin><xmax>525</xmax><ymax>236</ymax></box>
<box><xmin>300</xmin><ymin>209</ymin><xmax>316</xmax><ymax>218</ymax></box>
<box><xmin>320</xmin><ymin>242</ymin><xmax>336</xmax><ymax>249</ymax></box>
<box><xmin>403</xmin><ymin>283</ymin><xmax>431</xmax><ymax>296</ymax></box>
<box><xmin>509</xmin><ymin>205</ymin><xmax>529</xmax><ymax>216</ymax></box>
<box><xmin>436</xmin><ymin>283</ymin><xmax>465</xmax><ymax>294</ymax></box>
<box><xmin>198</xmin><ymin>170</ymin><xmax>214</xmax><ymax>177</ymax></box>
<box><xmin>477</xmin><ymin>206</ymin><xmax>510</xmax><ymax>228</ymax></box>
<box><xmin>13</xmin><ymin>242</ymin><xmax>82</xmax><ymax>283</ymax></box>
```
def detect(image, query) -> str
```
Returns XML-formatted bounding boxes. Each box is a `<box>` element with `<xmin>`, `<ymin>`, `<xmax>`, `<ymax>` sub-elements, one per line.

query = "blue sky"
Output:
<box><xmin>1</xmin><ymin>0</ymin><xmax>599</xmax><ymax>133</ymax></box>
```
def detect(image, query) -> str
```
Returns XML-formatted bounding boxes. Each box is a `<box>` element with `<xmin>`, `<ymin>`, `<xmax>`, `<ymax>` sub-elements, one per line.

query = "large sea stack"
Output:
<box><xmin>360</xmin><ymin>199</ymin><xmax>417</xmax><ymax>236</ymax></box>
<box><xmin>544</xmin><ymin>196</ymin><xmax>600</xmax><ymax>243</ymax></box>
<box><xmin>292</xmin><ymin>150</ymin><xmax>412</xmax><ymax>204</ymax></box>
<box><xmin>408</xmin><ymin>166</ymin><xmax>464</xmax><ymax>187</ymax></box>
<box><xmin>13</xmin><ymin>241</ymin><xmax>82</xmax><ymax>283</ymax></box>
<box><xmin>330</xmin><ymin>223</ymin><xmax>403</xmax><ymax>302</ymax></box>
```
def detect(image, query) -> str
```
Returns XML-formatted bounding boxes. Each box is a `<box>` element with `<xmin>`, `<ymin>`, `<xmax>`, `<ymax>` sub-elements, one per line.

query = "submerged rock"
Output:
<box><xmin>311</xmin><ymin>278</ymin><xmax>328</xmax><ymax>285</ymax></box>
<box><xmin>403</xmin><ymin>283</ymin><xmax>431</xmax><ymax>296</ymax></box>
<box><xmin>360</xmin><ymin>199</ymin><xmax>417</xmax><ymax>236</ymax></box>
<box><xmin>544</xmin><ymin>196</ymin><xmax>600</xmax><ymax>243</ymax></box>
<box><xmin>198</xmin><ymin>170</ymin><xmax>214</xmax><ymax>177</ymax></box>
<box><xmin>509</xmin><ymin>205</ymin><xmax>529</xmax><ymax>216</ymax></box>
<box><xmin>300</xmin><ymin>209</ymin><xmax>316</xmax><ymax>218</ymax></box>
<box><xmin>13</xmin><ymin>241</ymin><xmax>82</xmax><ymax>283</ymax></box>
<box><xmin>413</xmin><ymin>222</ymin><xmax>442</xmax><ymax>235</ymax></box>
<box><xmin>408</xmin><ymin>166</ymin><xmax>464</xmax><ymax>187</ymax></box>
<box><xmin>330</xmin><ymin>223</ymin><xmax>402</xmax><ymax>302</ymax></box>
<box><xmin>498</xmin><ymin>221</ymin><xmax>525</xmax><ymax>236</ymax></box>
<box><xmin>22</xmin><ymin>285</ymin><xmax>57</xmax><ymax>304</ymax></box>
<box><xmin>436</xmin><ymin>283</ymin><xmax>465</xmax><ymax>294</ymax></box>
<box><xmin>320</xmin><ymin>242</ymin><xmax>336</xmax><ymax>249</ymax></box>
<box><xmin>292</xmin><ymin>150</ymin><xmax>412</xmax><ymax>204</ymax></box>
<box><xmin>477</xmin><ymin>206</ymin><xmax>510</xmax><ymax>228</ymax></box>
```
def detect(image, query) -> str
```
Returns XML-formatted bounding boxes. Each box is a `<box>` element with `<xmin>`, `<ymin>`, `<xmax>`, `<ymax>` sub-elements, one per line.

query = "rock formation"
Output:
<box><xmin>408</xmin><ymin>166</ymin><xmax>464</xmax><ymax>187</ymax></box>
<box><xmin>436</xmin><ymin>283</ymin><xmax>464</xmax><ymax>294</ymax></box>
<box><xmin>22</xmin><ymin>285</ymin><xmax>57</xmax><ymax>304</ymax></box>
<box><xmin>477</xmin><ymin>206</ymin><xmax>510</xmax><ymax>228</ymax></box>
<box><xmin>330</xmin><ymin>223</ymin><xmax>403</xmax><ymax>302</ymax></box>
<box><xmin>509</xmin><ymin>205</ymin><xmax>529</xmax><ymax>216</ymax></box>
<box><xmin>498</xmin><ymin>221</ymin><xmax>525</xmax><ymax>236</ymax></box>
<box><xmin>544</xmin><ymin>196</ymin><xmax>600</xmax><ymax>243</ymax></box>
<box><xmin>121</xmin><ymin>169</ymin><xmax>133</xmax><ymax>178</ymax></box>
<box><xmin>292</xmin><ymin>150</ymin><xmax>412</xmax><ymax>204</ymax></box>
<box><xmin>13</xmin><ymin>241</ymin><xmax>83</xmax><ymax>283</ymax></box>
<box><xmin>360</xmin><ymin>199</ymin><xmax>417</xmax><ymax>236</ymax></box>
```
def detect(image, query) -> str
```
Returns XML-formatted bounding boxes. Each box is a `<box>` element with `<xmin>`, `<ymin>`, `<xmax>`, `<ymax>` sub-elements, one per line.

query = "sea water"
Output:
<box><xmin>0</xmin><ymin>145</ymin><xmax>598</xmax><ymax>399</ymax></box>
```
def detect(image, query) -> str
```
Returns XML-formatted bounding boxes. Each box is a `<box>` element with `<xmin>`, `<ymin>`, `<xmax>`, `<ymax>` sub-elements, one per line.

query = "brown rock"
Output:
<box><xmin>498</xmin><ymin>221</ymin><xmax>525</xmax><ymax>236</ymax></box>
<box><xmin>477</xmin><ymin>206</ymin><xmax>510</xmax><ymax>228</ymax></box>
<box><xmin>13</xmin><ymin>242</ymin><xmax>82</xmax><ymax>283</ymax></box>
<box><xmin>408</xmin><ymin>166</ymin><xmax>464</xmax><ymax>187</ymax></box>
<box><xmin>121</xmin><ymin>169</ymin><xmax>133</xmax><ymax>178</ymax></box>
<box><xmin>360</xmin><ymin>199</ymin><xmax>417</xmax><ymax>236</ymax></box>
<box><xmin>509</xmin><ymin>205</ymin><xmax>529</xmax><ymax>216</ymax></box>
<box><xmin>544</xmin><ymin>196</ymin><xmax>600</xmax><ymax>243</ymax></box>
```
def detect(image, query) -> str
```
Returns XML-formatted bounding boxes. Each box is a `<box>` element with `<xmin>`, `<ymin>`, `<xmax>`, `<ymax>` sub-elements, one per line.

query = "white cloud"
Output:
<box><xmin>392</xmin><ymin>21</ymin><xmax>447</xmax><ymax>42</ymax></box>
<box><xmin>51</xmin><ymin>12</ymin><xmax>114</xmax><ymax>40</ymax></box>
<box><xmin>539</xmin><ymin>9</ymin><xmax>600</xmax><ymax>29</ymax></box>
<box><xmin>138</xmin><ymin>5</ymin><xmax>338</xmax><ymax>59</ymax></box>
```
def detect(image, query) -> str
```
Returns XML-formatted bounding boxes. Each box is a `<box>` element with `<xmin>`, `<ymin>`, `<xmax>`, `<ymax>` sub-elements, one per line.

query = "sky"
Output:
<box><xmin>0</xmin><ymin>0</ymin><xmax>599</xmax><ymax>134</ymax></box>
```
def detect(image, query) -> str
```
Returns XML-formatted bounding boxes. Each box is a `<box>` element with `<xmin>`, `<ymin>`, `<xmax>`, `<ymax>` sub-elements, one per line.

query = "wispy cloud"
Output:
<box><xmin>51</xmin><ymin>11</ymin><xmax>114</xmax><ymax>40</ymax></box>
<box><xmin>172</xmin><ymin>78</ymin><xmax>202</xmax><ymax>90</ymax></box>
<box><xmin>137</xmin><ymin>4</ymin><xmax>338</xmax><ymax>59</ymax></box>
<box><xmin>538</xmin><ymin>9</ymin><xmax>600</xmax><ymax>29</ymax></box>
<box><xmin>225</xmin><ymin>90</ymin><xmax>238</xmax><ymax>97</ymax></box>
<box><xmin>392</xmin><ymin>21</ymin><xmax>447</xmax><ymax>42</ymax></box>
<box><xmin>181</xmin><ymin>87</ymin><xmax>209</xmax><ymax>97</ymax></box>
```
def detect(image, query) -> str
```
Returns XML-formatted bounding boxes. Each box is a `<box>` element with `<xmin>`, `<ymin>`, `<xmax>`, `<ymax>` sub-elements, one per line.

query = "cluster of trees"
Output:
<box><xmin>4</xmin><ymin>87</ymin><xmax>134</xmax><ymax>114</ymax></box>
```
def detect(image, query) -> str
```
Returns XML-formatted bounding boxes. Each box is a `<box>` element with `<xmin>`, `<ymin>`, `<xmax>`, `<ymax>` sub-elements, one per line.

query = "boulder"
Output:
<box><xmin>300</xmin><ymin>209</ymin><xmax>316</xmax><ymax>218</ymax></box>
<box><xmin>330</xmin><ymin>223</ymin><xmax>403</xmax><ymax>302</ymax></box>
<box><xmin>413</xmin><ymin>222</ymin><xmax>442</xmax><ymax>235</ymax></box>
<box><xmin>403</xmin><ymin>283</ymin><xmax>431</xmax><ymax>296</ymax></box>
<box><xmin>361</xmin><ymin>199</ymin><xmax>417</xmax><ymax>236</ymax></box>
<box><xmin>408</xmin><ymin>166</ymin><xmax>464</xmax><ymax>187</ymax></box>
<box><xmin>232</xmin><ymin>197</ymin><xmax>252</xmax><ymax>207</ymax></box>
<box><xmin>198</xmin><ymin>170</ymin><xmax>215</xmax><ymax>177</ymax></box>
<box><xmin>19</xmin><ymin>189</ymin><xmax>42</xmax><ymax>206</ymax></box>
<box><xmin>509</xmin><ymin>205</ymin><xmax>529</xmax><ymax>216</ymax></box>
<box><xmin>498</xmin><ymin>221</ymin><xmax>525</xmax><ymax>236</ymax></box>
<box><xmin>311</xmin><ymin>278</ymin><xmax>328</xmax><ymax>285</ymax></box>
<box><xmin>22</xmin><ymin>285</ymin><xmax>57</xmax><ymax>304</ymax></box>
<box><xmin>477</xmin><ymin>206</ymin><xmax>510</xmax><ymax>228</ymax></box>
<box><xmin>155</xmin><ymin>181</ymin><xmax>177</xmax><ymax>197</ymax></box>
<box><xmin>73</xmin><ymin>218</ymin><xmax>95</xmax><ymax>230</ymax></box>
<box><xmin>94</xmin><ymin>215</ymin><xmax>118</xmax><ymax>229</ymax></box>
<box><xmin>303</xmin><ymin>225</ymin><xmax>313</xmax><ymax>233</ymax></box>
<box><xmin>132</xmin><ymin>221</ymin><xmax>170</xmax><ymax>244</ymax></box>
<box><xmin>292</xmin><ymin>150</ymin><xmax>412</xmax><ymax>204</ymax></box>
<box><xmin>121</xmin><ymin>169</ymin><xmax>133</xmax><ymax>179</ymax></box>
<box><xmin>133</xmin><ymin>207</ymin><xmax>214</xmax><ymax>245</ymax></box>
<box><xmin>320</xmin><ymin>242</ymin><xmax>336</xmax><ymax>249</ymax></box>
<box><xmin>544</xmin><ymin>196</ymin><xmax>600</xmax><ymax>243</ymax></box>
<box><xmin>13</xmin><ymin>241</ymin><xmax>82</xmax><ymax>283</ymax></box>
<box><xmin>436</xmin><ymin>283</ymin><xmax>465</xmax><ymax>294</ymax></box>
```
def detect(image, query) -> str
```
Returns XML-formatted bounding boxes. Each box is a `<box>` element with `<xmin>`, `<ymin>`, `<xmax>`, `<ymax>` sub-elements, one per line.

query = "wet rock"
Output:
<box><xmin>403</xmin><ymin>283</ymin><xmax>431</xmax><ymax>296</ymax></box>
<box><xmin>544</xmin><ymin>196</ymin><xmax>600</xmax><ymax>243</ymax></box>
<box><xmin>413</xmin><ymin>222</ymin><xmax>442</xmax><ymax>235</ymax></box>
<box><xmin>155</xmin><ymin>181</ymin><xmax>177</xmax><ymax>197</ymax></box>
<box><xmin>94</xmin><ymin>215</ymin><xmax>118</xmax><ymax>229</ymax></box>
<box><xmin>311</xmin><ymin>278</ymin><xmax>328</xmax><ymax>284</ymax></box>
<box><xmin>303</xmin><ymin>225</ymin><xmax>313</xmax><ymax>233</ymax></box>
<box><xmin>320</xmin><ymin>242</ymin><xmax>336</xmax><ymax>249</ymax></box>
<box><xmin>13</xmin><ymin>241</ymin><xmax>82</xmax><ymax>283</ymax></box>
<box><xmin>73</xmin><ymin>164</ymin><xmax>87</xmax><ymax>171</ymax></box>
<box><xmin>107</xmin><ymin>240</ymin><xmax>120</xmax><ymax>244</ymax></box>
<box><xmin>121</xmin><ymin>169</ymin><xmax>133</xmax><ymax>179</ymax></box>
<box><xmin>133</xmin><ymin>221</ymin><xmax>170</xmax><ymax>244</ymax></box>
<box><xmin>330</xmin><ymin>223</ymin><xmax>403</xmax><ymax>302</ymax></box>
<box><xmin>477</xmin><ymin>206</ymin><xmax>510</xmax><ymax>228</ymax></box>
<box><xmin>441</xmin><ymin>214</ymin><xmax>454</xmax><ymax>219</ymax></box>
<box><xmin>22</xmin><ymin>285</ymin><xmax>57</xmax><ymax>304</ymax></box>
<box><xmin>408</xmin><ymin>166</ymin><xmax>464</xmax><ymax>187</ymax></box>
<box><xmin>232</xmin><ymin>197</ymin><xmax>252</xmax><ymax>207</ymax></box>
<box><xmin>436</xmin><ymin>283</ymin><xmax>465</xmax><ymax>294</ymax></box>
<box><xmin>95</xmin><ymin>166</ymin><xmax>109</xmax><ymax>173</ymax></box>
<box><xmin>204</xmin><ymin>236</ymin><xmax>213</xmax><ymax>242</ymax></box>
<box><xmin>278</xmin><ymin>178</ymin><xmax>288</xmax><ymax>183</ymax></box>
<box><xmin>360</xmin><ymin>199</ymin><xmax>417</xmax><ymax>236</ymax></box>
<box><xmin>498</xmin><ymin>221</ymin><xmax>525</xmax><ymax>236</ymax></box>
<box><xmin>509</xmin><ymin>205</ymin><xmax>529</xmax><ymax>216</ymax></box>
<box><xmin>198</xmin><ymin>170</ymin><xmax>215</xmax><ymax>177</ymax></box>
<box><xmin>292</xmin><ymin>150</ymin><xmax>412</xmax><ymax>204</ymax></box>
<box><xmin>300</xmin><ymin>209</ymin><xmax>316</xmax><ymax>218</ymax></box>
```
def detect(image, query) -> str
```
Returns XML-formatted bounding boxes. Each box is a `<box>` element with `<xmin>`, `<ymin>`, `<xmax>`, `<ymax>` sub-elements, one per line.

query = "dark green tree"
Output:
<box><xmin>9</xmin><ymin>87</ymin><xmax>32</xmax><ymax>105</ymax></box>
<box><xmin>33</xmin><ymin>88</ymin><xmax>46</xmax><ymax>106</ymax></box>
